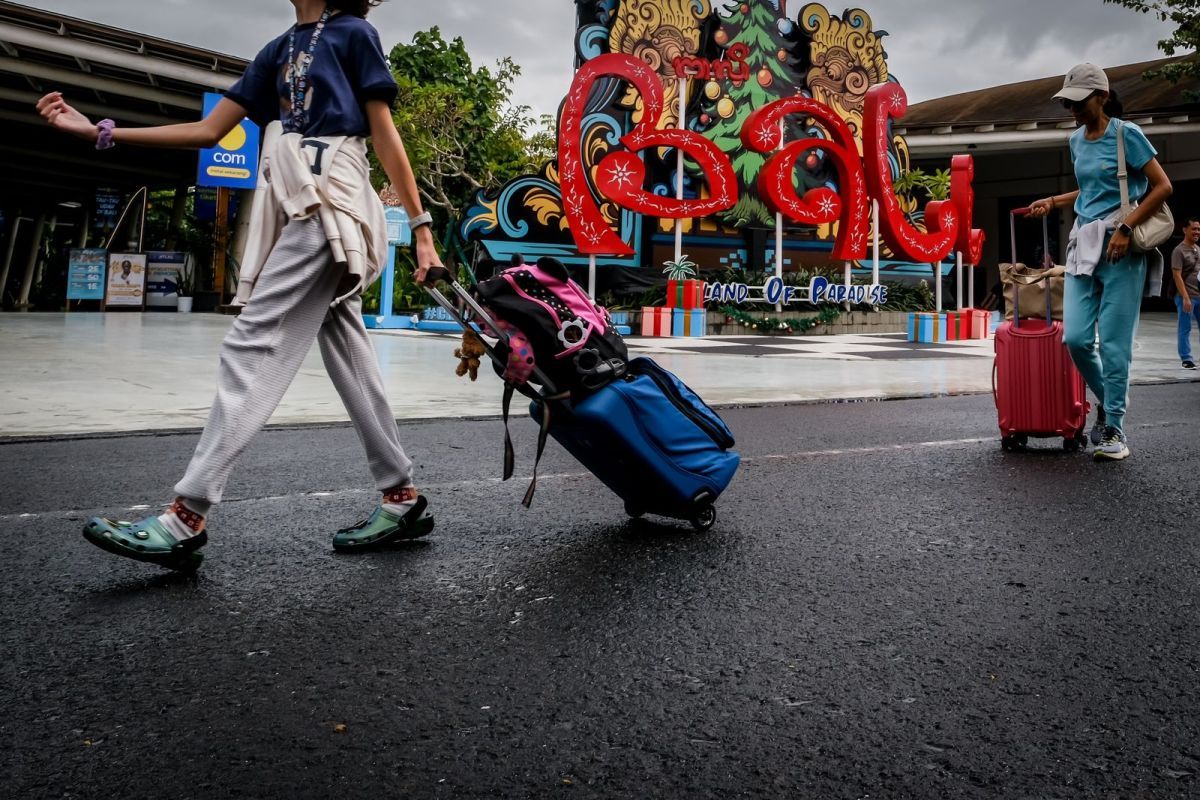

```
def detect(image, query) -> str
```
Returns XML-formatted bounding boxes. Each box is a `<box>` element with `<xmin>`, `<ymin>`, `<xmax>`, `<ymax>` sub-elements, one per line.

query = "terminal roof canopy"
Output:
<box><xmin>0</xmin><ymin>0</ymin><xmax>248</xmax><ymax>207</ymax></box>
<box><xmin>901</xmin><ymin>55</ymin><xmax>1200</xmax><ymax>154</ymax></box>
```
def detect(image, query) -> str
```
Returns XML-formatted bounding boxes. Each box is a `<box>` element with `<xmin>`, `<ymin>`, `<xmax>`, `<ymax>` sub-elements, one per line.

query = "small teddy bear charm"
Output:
<box><xmin>454</xmin><ymin>330</ymin><xmax>487</xmax><ymax>381</ymax></box>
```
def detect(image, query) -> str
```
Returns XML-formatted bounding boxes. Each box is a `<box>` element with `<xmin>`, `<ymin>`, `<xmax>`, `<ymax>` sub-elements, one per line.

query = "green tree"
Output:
<box><xmin>1105</xmin><ymin>0</ymin><xmax>1200</xmax><ymax>98</ymax></box>
<box><xmin>698</xmin><ymin>2</ymin><xmax>804</xmax><ymax>228</ymax></box>
<box><xmin>893</xmin><ymin>168</ymin><xmax>951</xmax><ymax>204</ymax></box>
<box><xmin>376</xmin><ymin>27</ymin><xmax>543</xmax><ymax>230</ymax></box>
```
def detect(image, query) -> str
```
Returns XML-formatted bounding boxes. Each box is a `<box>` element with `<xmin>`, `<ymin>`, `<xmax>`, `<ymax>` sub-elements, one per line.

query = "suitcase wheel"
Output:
<box><xmin>1001</xmin><ymin>434</ymin><xmax>1028</xmax><ymax>452</ymax></box>
<box><xmin>1063</xmin><ymin>432</ymin><xmax>1087</xmax><ymax>453</ymax></box>
<box><xmin>624</xmin><ymin>501</ymin><xmax>645</xmax><ymax>519</ymax></box>
<box><xmin>690</xmin><ymin>504</ymin><xmax>716</xmax><ymax>532</ymax></box>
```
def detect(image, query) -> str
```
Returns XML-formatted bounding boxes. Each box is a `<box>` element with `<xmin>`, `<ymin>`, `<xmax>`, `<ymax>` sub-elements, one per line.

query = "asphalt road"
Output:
<box><xmin>2</xmin><ymin>384</ymin><xmax>1199</xmax><ymax>799</ymax></box>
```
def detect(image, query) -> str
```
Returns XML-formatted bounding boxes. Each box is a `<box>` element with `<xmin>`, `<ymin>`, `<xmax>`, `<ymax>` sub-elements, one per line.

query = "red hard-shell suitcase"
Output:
<box><xmin>993</xmin><ymin>209</ymin><xmax>1090</xmax><ymax>451</ymax></box>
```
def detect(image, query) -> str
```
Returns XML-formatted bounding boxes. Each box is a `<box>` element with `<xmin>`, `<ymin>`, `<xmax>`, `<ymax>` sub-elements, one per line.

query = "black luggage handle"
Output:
<box><xmin>421</xmin><ymin>267</ymin><xmax>560</xmax><ymax>396</ymax></box>
<box><xmin>423</xmin><ymin>265</ymin><xmax>454</xmax><ymax>286</ymax></box>
<box><xmin>1009</xmin><ymin>208</ymin><xmax>1053</xmax><ymax>330</ymax></box>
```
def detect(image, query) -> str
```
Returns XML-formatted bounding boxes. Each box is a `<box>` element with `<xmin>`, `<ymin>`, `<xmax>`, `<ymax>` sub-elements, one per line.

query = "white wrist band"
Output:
<box><xmin>409</xmin><ymin>211</ymin><xmax>433</xmax><ymax>230</ymax></box>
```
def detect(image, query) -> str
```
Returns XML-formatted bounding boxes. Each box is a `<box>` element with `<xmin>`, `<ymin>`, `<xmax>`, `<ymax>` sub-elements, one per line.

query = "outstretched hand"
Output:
<box><xmin>36</xmin><ymin>92</ymin><xmax>98</xmax><ymax>141</ymax></box>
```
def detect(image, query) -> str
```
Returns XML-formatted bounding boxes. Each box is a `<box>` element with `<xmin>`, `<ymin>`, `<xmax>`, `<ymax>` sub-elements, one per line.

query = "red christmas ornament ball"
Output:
<box><xmin>757</xmin><ymin>67</ymin><xmax>773</xmax><ymax>88</ymax></box>
<box><xmin>700</xmin><ymin>113</ymin><xmax>711</xmax><ymax>125</ymax></box>
<box><xmin>777</xmin><ymin>48</ymin><xmax>788</xmax><ymax>62</ymax></box>
<box><xmin>805</xmin><ymin>152</ymin><xmax>821</xmax><ymax>171</ymax></box>
<box><xmin>740</xmin><ymin>3</ymin><xmax>749</xmax><ymax>13</ymax></box>
<box><xmin>714</xmin><ymin>29</ymin><xmax>728</xmax><ymax>46</ymax></box>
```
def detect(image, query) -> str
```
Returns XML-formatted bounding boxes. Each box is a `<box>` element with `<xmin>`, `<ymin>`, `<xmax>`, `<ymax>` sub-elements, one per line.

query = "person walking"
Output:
<box><xmin>1170</xmin><ymin>217</ymin><xmax>1200</xmax><ymax>370</ymax></box>
<box><xmin>36</xmin><ymin>0</ymin><xmax>444</xmax><ymax>568</ymax></box>
<box><xmin>1029</xmin><ymin>63</ymin><xmax>1172</xmax><ymax>462</ymax></box>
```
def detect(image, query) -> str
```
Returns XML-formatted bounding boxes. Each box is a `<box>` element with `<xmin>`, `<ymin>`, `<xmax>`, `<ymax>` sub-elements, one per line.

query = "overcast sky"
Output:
<box><xmin>32</xmin><ymin>0</ymin><xmax>1179</xmax><ymax>118</ymax></box>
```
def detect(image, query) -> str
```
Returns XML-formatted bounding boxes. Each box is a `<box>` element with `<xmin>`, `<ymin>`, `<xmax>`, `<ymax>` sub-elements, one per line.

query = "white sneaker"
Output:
<box><xmin>1093</xmin><ymin>426</ymin><xmax>1130</xmax><ymax>461</ymax></box>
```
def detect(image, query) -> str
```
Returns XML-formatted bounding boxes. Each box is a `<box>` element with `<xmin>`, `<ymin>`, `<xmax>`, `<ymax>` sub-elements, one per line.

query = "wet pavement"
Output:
<box><xmin>3</xmin><ymin>383</ymin><xmax>1199</xmax><ymax>798</ymax></box>
<box><xmin>0</xmin><ymin>311</ymin><xmax>1193</xmax><ymax>437</ymax></box>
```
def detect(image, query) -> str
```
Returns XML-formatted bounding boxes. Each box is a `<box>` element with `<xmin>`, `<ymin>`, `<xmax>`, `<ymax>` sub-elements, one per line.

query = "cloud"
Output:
<box><xmin>32</xmin><ymin>0</ymin><xmax>1176</xmax><ymax>115</ymax></box>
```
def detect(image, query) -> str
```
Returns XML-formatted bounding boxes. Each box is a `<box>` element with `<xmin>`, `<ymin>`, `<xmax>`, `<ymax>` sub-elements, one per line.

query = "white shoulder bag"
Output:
<box><xmin>1116</xmin><ymin>120</ymin><xmax>1173</xmax><ymax>252</ymax></box>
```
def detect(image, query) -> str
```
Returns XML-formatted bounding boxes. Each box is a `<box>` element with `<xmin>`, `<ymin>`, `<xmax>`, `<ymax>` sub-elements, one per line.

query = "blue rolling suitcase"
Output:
<box><xmin>424</xmin><ymin>270</ymin><xmax>739</xmax><ymax>530</ymax></box>
<box><xmin>532</xmin><ymin>358</ymin><xmax>740</xmax><ymax>530</ymax></box>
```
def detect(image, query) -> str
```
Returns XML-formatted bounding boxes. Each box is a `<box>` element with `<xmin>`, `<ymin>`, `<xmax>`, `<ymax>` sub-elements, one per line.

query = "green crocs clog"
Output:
<box><xmin>83</xmin><ymin>516</ymin><xmax>207</xmax><ymax>572</ymax></box>
<box><xmin>332</xmin><ymin>495</ymin><xmax>434</xmax><ymax>552</ymax></box>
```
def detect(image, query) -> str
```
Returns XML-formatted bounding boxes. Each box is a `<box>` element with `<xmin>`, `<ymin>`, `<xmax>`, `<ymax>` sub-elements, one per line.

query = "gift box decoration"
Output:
<box><xmin>962</xmin><ymin>308</ymin><xmax>990</xmax><ymax>339</ymax></box>
<box><xmin>907</xmin><ymin>312</ymin><xmax>946</xmax><ymax>343</ymax></box>
<box><xmin>666</xmin><ymin>279</ymin><xmax>706</xmax><ymax>310</ymax></box>
<box><xmin>640</xmin><ymin>307</ymin><xmax>672</xmax><ymax>337</ymax></box>
<box><xmin>945</xmin><ymin>311</ymin><xmax>962</xmax><ymax>341</ymax></box>
<box><xmin>671</xmin><ymin>308</ymin><xmax>706</xmax><ymax>337</ymax></box>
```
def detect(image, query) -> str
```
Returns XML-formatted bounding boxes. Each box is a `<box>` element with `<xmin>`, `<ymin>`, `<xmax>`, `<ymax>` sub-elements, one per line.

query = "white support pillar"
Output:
<box><xmin>16</xmin><ymin>212</ymin><xmax>47</xmax><ymax>310</ymax></box>
<box><xmin>674</xmin><ymin>76</ymin><xmax>687</xmax><ymax>266</ymax></box>
<box><xmin>774</xmin><ymin>118</ymin><xmax>784</xmax><ymax>312</ymax></box>
<box><xmin>0</xmin><ymin>215</ymin><xmax>22</xmax><ymax>302</ymax></box>
<box><xmin>32</xmin><ymin>214</ymin><xmax>57</xmax><ymax>293</ymax></box>
<box><xmin>871</xmin><ymin>199</ymin><xmax>880</xmax><ymax>289</ymax></box>
<box><xmin>956</xmin><ymin>251</ymin><xmax>963</xmax><ymax>310</ymax></box>
<box><xmin>969</xmin><ymin>262</ymin><xmax>976</xmax><ymax>309</ymax></box>
<box><xmin>934</xmin><ymin>261</ymin><xmax>942</xmax><ymax>312</ymax></box>
<box><xmin>77</xmin><ymin>206</ymin><xmax>90</xmax><ymax>248</ymax></box>
<box><xmin>588</xmin><ymin>254</ymin><xmax>596</xmax><ymax>300</ymax></box>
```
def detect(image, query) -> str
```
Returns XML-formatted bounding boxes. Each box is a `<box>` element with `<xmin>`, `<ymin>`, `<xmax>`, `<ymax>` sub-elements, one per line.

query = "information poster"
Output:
<box><xmin>92</xmin><ymin>187</ymin><xmax>123</xmax><ymax>237</ymax></box>
<box><xmin>104</xmin><ymin>253</ymin><xmax>147</xmax><ymax>308</ymax></box>
<box><xmin>145</xmin><ymin>251</ymin><xmax>187</xmax><ymax>309</ymax></box>
<box><xmin>67</xmin><ymin>248</ymin><xmax>108</xmax><ymax>302</ymax></box>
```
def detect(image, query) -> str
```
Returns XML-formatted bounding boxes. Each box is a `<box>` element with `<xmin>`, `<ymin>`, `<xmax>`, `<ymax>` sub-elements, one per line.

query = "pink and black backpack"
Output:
<box><xmin>477</xmin><ymin>256</ymin><xmax>628</xmax><ymax>394</ymax></box>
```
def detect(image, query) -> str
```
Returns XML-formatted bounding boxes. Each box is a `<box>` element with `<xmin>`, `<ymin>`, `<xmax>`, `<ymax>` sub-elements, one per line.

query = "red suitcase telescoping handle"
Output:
<box><xmin>1008</xmin><ymin>208</ymin><xmax>1054</xmax><ymax>330</ymax></box>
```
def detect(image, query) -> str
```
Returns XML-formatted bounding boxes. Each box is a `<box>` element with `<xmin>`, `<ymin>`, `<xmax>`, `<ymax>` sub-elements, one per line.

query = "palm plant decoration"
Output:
<box><xmin>662</xmin><ymin>255</ymin><xmax>698</xmax><ymax>281</ymax></box>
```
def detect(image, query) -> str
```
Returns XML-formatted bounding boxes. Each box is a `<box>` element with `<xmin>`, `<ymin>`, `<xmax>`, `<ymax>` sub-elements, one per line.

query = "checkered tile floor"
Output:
<box><xmin>387</xmin><ymin>329</ymin><xmax>995</xmax><ymax>362</ymax></box>
<box><xmin>624</xmin><ymin>333</ymin><xmax>995</xmax><ymax>361</ymax></box>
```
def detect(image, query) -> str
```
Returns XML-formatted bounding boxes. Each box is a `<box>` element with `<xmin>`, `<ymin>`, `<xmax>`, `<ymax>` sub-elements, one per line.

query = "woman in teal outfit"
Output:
<box><xmin>1030</xmin><ymin>63</ymin><xmax>1172</xmax><ymax>462</ymax></box>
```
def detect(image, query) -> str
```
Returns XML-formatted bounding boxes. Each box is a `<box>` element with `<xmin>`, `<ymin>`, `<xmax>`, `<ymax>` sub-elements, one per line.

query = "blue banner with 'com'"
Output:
<box><xmin>197</xmin><ymin>92</ymin><xmax>260</xmax><ymax>190</ymax></box>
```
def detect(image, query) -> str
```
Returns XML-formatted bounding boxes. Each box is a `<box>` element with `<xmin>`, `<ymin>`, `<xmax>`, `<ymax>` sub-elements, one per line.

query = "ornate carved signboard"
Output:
<box><xmin>463</xmin><ymin>2</ymin><xmax>982</xmax><ymax>283</ymax></box>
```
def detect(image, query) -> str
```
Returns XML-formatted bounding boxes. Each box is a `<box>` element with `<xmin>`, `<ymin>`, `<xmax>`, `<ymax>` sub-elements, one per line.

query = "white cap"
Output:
<box><xmin>1053</xmin><ymin>63</ymin><xmax>1109</xmax><ymax>102</ymax></box>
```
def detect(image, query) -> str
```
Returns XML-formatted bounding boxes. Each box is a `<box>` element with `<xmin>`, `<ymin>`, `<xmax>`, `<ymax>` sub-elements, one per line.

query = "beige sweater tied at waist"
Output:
<box><xmin>235</xmin><ymin>121</ymin><xmax>388</xmax><ymax>307</ymax></box>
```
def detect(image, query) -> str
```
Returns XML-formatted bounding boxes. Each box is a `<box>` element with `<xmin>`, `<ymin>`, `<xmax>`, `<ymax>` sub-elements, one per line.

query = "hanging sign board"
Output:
<box><xmin>197</xmin><ymin>92</ymin><xmax>260</xmax><ymax>190</ymax></box>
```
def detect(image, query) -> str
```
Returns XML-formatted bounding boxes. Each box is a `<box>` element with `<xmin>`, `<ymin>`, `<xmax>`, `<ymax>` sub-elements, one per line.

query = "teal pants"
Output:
<box><xmin>1062</xmin><ymin>241</ymin><xmax>1146</xmax><ymax>433</ymax></box>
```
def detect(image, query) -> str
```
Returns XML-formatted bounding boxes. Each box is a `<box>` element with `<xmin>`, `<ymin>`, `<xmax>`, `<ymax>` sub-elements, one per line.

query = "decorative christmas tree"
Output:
<box><xmin>696</xmin><ymin>1</ymin><xmax>821</xmax><ymax>228</ymax></box>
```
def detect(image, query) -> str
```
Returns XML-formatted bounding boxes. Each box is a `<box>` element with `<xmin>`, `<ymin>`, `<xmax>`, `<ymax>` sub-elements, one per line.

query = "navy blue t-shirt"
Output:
<box><xmin>225</xmin><ymin>13</ymin><xmax>397</xmax><ymax>137</ymax></box>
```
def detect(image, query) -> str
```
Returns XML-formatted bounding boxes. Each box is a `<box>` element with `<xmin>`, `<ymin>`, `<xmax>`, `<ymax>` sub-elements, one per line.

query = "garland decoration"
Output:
<box><xmin>719</xmin><ymin>304</ymin><xmax>843</xmax><ymax>334</ymax></box>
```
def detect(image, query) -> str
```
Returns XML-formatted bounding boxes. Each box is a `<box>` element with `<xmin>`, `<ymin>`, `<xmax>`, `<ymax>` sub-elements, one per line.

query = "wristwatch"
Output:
<box><xmin>1117</xmin><ymin>221</ymin><xmax>1133</xmax><ymax>237</ymax></box>
<box><xmin>409</xmin><ymin>211</ymin><xmax>433</xmax><ymax>231</ymax></box>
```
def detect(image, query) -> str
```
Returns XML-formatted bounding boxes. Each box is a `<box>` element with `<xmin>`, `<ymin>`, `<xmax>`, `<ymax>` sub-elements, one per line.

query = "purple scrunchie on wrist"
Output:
<box><xmin>95</xmin><ymin>119</ymin><xmax>115</xmax><ymax>151</ymax></box>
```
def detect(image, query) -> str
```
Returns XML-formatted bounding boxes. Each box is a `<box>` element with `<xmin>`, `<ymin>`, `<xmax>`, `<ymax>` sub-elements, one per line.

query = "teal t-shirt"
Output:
<box><xmin>1069</xmin><ymin>118</ymin><xmax>1157</xmax><ymax>225</ymax></box>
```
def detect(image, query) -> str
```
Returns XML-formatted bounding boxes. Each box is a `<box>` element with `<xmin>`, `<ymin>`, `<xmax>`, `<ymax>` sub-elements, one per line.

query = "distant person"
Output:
<box><xmin>117</xmin><ymin>260</ymin><xmax>133</xmax><ymax>284</ymax></box>
<box><xmin>1029</xmin><ymin>63</ymin><xmax>1172</xmax><ymax>462</ymax></box>
<box><xmin>1170</xmin><ymin>217</ymin><xmax>1200</xmax><ymax>369</ymax></box>
<box><xmin>37</xmin><ymin>0</ymin><xmax>445</xmax><ymax>569</ymax></box>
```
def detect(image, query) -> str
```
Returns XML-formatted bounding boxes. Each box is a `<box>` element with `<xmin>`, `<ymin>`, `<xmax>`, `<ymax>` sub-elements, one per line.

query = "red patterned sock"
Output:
<box><xmin>157</xmin><ymin>497</ymin><xmax>206</xmax><ymax>540</ymax></box>
<box><xmin>381</xmin><ymin>484</ymin><xmax>419</xmax><ymax>516</ymax></box>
